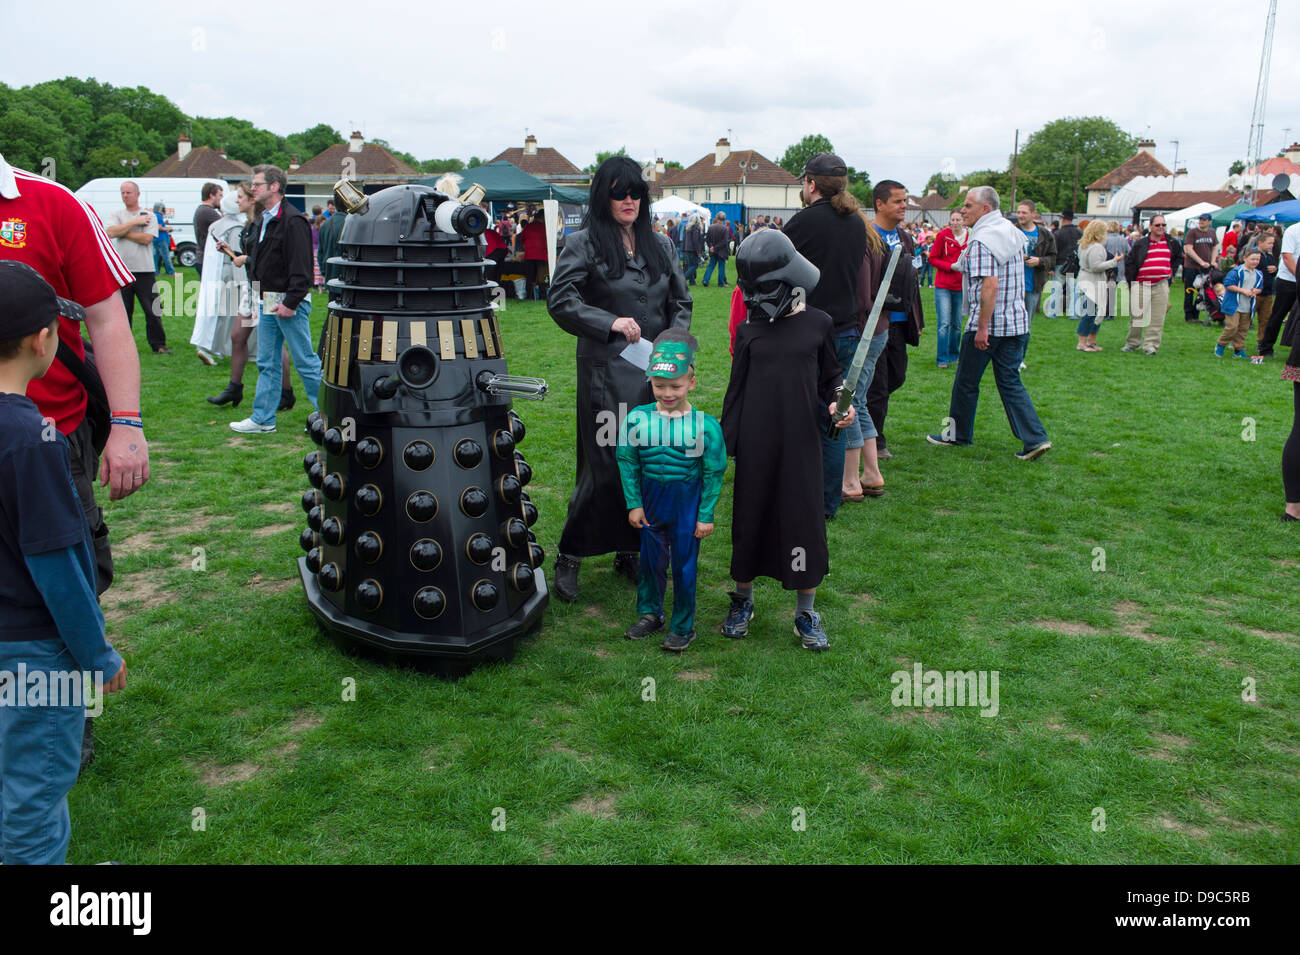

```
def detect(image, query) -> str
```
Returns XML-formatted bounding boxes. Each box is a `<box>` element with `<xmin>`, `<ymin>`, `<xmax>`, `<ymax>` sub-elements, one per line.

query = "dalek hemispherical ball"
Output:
<box><xmin>296</xmin><ymin>182</ymin><xmax>548</xmax><ymax>676</ymax></box>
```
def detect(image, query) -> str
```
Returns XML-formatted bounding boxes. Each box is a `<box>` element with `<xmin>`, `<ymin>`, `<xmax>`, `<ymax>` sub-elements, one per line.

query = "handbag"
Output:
<box><xmin>56</xmin><ymin>338</ymin><xmax>111</xmax><ymax>455</ymax></box>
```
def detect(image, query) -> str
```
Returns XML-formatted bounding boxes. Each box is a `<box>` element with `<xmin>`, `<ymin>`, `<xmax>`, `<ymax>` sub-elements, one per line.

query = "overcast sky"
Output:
<box><xmin>9</xmin><ymin>0</ymin><xmax>1299</xmax><ymax>199</ymax></box>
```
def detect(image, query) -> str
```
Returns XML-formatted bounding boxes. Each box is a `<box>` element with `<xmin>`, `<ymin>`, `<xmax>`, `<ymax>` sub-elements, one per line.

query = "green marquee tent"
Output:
<box><xmin>418</xmin><ymin>161</ymin><xmax>587</xmax><ymax>204</ymax></box>
<box><xmin>1211</xmin><ymin>202</ymin><xmax>1253</xmax><ymax>227</ymax></box>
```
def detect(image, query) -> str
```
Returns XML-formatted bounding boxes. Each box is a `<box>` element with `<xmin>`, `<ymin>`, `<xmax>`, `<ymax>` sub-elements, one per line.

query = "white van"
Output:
<box><xmin>74</xmin><ymin>176</ymin><xmax>231</xmax><ymax>269</ymax></box>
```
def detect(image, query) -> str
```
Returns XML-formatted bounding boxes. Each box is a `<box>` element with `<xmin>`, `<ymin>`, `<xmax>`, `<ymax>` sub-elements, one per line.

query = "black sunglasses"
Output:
<box><xmin>609</xmin><ymin>185</ymin><xmax>646</xmax><ymax>201</ymax></box>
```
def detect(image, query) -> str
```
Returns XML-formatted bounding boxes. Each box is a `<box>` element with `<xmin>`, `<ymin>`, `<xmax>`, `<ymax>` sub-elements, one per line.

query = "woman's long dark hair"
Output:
<box><xmin>583</xmin><ymin>156</ymin><xmax>670</xmax><ymax>281</ymax></box>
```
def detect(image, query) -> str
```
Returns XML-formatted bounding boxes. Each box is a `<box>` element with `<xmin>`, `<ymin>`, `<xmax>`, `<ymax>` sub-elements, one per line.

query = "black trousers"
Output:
<box><xmin>865</xmin><ymin>323</ymin><xmax>909</xmax><ymax>451</ymax></box>
<box><xmin>1182</xmin><ymin>267</ymin><xmax>1209</xmax><ymax>321</ymax></box>
<box><xmin>1260</xmin><ymin>278</ymin><xmax>1296</xmax><ymax>354</ymax></box>
<box><xmin>119</xmin><ymin>272</ymin><xmax>167</xmax><ymax>351</ymax></box>
<box><xmin>524</xmin><ymin>259</ymin><xmax>546</xmax><ymax>299</ymax></box>
<box><xmin>1285</xmin><ymin>383</ymin><xmax>1300</xmax><ymax>504</ymax></box>
<box><xmin>67</xmin><ymin>418</ymin><xmax>113</xmax><ymax>595</ymax></box>
<box><xmin>485</xmin><ymin>249</ymin><xmax>507</xmax><ymax>285</ymax></box>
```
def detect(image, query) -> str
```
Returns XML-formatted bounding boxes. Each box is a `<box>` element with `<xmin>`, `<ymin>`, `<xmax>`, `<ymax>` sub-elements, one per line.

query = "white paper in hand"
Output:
<box><xmin>620</xmin><ymin>338</ymin><xmax>653</xmax><ymax>370</ymax></box>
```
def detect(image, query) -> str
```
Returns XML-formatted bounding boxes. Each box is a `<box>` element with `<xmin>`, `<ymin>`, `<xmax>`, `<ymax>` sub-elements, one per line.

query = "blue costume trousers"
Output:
<box><xmin>637</xmin><ymin>477</ymin><xmax>701</xmax><ymax>636</ymax></box>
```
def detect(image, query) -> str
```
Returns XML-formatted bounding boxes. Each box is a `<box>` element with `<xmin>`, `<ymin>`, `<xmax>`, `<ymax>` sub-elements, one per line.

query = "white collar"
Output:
<box><xmin>0</xmin><ymin>153</ymin><xmax>19</xmax><ymax>200</ymax></box>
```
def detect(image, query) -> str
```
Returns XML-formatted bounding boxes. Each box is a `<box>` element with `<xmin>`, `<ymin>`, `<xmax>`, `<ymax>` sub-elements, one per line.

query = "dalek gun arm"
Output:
<box><xmin>476</xmin><ymin>372</ymin><xmax>548</xmax><ymax>401</ymax></box>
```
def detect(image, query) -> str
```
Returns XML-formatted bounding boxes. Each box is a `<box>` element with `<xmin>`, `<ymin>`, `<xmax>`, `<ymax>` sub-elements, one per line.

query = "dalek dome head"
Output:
<box><xmin>337</xmin><ymin>184</ymin><xmax>489</xmax><ymax>247</ymax></box>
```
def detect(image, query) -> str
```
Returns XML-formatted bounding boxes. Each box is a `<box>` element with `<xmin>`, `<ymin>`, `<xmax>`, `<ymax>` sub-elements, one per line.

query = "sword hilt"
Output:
<box><xmin>826</xmin><ymin>382</ymin><xmax>853</xmax><ymax>439</ymax></box>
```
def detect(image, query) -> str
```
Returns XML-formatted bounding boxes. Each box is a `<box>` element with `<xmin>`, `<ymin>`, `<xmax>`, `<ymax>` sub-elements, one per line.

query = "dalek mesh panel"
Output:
<box><xmin>297</xmin><ymin>184</ymin><xmax>547</xmax><ymax>673</ymax></box>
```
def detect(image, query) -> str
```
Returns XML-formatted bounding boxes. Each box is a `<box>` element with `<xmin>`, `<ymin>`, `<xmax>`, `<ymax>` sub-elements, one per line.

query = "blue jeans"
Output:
<box><xmin>948</xmin><ymin>331</ymin><xmax>1048</xmax><ymax>450</ymax></box>
<box><xmin>0</xmin><ymin>640</ymin><xmax>84</xmax><ymax>864</ymax></box>
<box><xmin>250</xmin><ymin>298</ymin><xmax>323</xmax><ymax>426</ymax></box>
<box><xmin>821</xmin><ymin>330</ymin><xmax>885</xmax><ymax>517</ymax></box>
<box><xmin>702</xmin><ymin>255</ymin><xmax>727</xmax><ymax>285</ymax></box>
<box><xmin>152</xmin><ymin>242</ymin><xmax>175</xmax><ymax>275</ymax></box>
<box><xmin>934</xmin><ymin>288</ymin><xmax>964</xmax><ymax>365</ymax></box>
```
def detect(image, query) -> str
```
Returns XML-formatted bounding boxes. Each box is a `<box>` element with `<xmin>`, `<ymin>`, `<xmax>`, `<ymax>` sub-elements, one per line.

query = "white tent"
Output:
<box><xmin>651</xmin><ymin>196</ymin><xmax>709</xmax><ymax>220</ymax></box>
<box><xmin>1171</xmin><ymin>201</ymin><xmax>1222</xmax><ymax>232</ymax></box>
<box><xmin>1106</xmin><ymin>174</ymin><xmax>1229</xmax><ymax>219</ymax></box>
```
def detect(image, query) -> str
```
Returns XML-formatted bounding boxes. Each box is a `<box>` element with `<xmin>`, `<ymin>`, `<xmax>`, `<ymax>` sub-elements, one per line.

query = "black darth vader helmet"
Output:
<box><xmin>736</xmin><ymin>230</ymin><xmax>820</xmax><ymax>322</ymax></box>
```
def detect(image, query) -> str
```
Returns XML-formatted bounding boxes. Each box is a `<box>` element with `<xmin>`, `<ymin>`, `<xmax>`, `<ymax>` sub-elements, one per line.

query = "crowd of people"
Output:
<box><xmin>1</xmin><ymin>141</ymin><xmax>1298</xmax><ymax>864</ymax></box>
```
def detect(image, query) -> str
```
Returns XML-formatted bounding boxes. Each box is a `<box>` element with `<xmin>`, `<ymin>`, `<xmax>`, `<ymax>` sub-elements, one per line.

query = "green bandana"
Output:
<box><xmin>647</xmin><ymin>338</ymin><xmax>695</xmax><ymax>378</ymax></box>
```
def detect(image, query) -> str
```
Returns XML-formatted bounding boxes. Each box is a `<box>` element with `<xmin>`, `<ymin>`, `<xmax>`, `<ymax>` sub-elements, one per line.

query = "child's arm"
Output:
<box><xmin>24</xmin><ymin>548</ymin><xmax>124</xmax><ymax>684</ymax></box>
<box><xmin>695</xmin><ymin>415</ymin><xmax>729</xmax><ymax>539</ymax></box>
<box><xmin>616</xmin><ymin>410</ymin><xmax>646</xmax><ymax>525</ymax></box>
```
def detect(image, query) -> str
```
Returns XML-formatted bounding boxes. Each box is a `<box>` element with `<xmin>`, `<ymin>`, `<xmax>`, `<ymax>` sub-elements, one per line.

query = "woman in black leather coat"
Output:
<box><xmin>547</xmin><ymin>156</ymin><xmax>692</xmax><ymax>602</ymax></box>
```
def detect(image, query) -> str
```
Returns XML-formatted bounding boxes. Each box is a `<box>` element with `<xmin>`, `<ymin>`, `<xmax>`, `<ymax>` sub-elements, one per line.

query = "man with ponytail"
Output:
<box><xmin>782</xmin><ymin>153</ymin><xmax>867</xmax><ymax>520</ymax></box>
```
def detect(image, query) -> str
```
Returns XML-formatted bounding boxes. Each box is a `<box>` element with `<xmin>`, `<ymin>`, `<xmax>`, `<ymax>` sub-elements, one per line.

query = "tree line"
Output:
<box><xmin>0</xmin><ymin>77</ymin><xmax>480</xmax><ymax>190</ymax></box>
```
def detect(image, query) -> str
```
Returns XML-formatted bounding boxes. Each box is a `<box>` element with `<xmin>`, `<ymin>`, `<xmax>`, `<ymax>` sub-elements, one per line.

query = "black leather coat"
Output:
<box><xmin>547</xmin><ymin>229</ymin><xmax>692</xmax><ymax>556</ymax></box>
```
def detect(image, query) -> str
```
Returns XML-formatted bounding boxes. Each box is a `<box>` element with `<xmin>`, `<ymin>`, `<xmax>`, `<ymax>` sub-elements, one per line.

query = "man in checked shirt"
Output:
<box><xmin>926</xmin><ymin>186</ymin><xmax>1052</xmax><ymax>461</ymax></box>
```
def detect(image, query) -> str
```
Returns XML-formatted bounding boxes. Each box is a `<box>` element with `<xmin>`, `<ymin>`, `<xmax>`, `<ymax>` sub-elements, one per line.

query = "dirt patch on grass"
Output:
<box><xmin>857</xmin><ymin>765</ymin><xmax>886</xmax><ymax>791</ymax></box>
<box><xmin>1045</xmin><ymin>719</ymin><xmax>1090</xmax><ymax>742</ymax></box>
<box><xmin>549</xmin><ymin>742</ymin><xmax>585</xmax><ymax>758</ymax></box>
<box><xmin>199</xmin><ymin>760</ymin><xmax>260</xmax><ymax>786</ymax></box>
<box><xmin>1035</xmin><ymin>619</ymin><xmax>1099</xmax><ymax>636</ymax></box>
<box><xmin>252</xmin><ymin>522</ymin><xmax>297</xmax><ymax>538</ymax></box>
<box><xmin>268</xmin><ymin>711</ymin><xmax>325</xmax><ymax>758</ymax></box>
<box><xmin>101</xmin><ymin>572</ymin><xmax>175</xmax><ymax>625</ymax></box>
<box><xmin>1271</xmin><ymin>558</ymin><xmax>1299</xmax><ymax>569</ymax></box>
<box><xmin>115</xmin><ymin>532</ymin><xmax>157</xmax><ymax>556</ymax></box>
<box><xmin>675</xmin><ymin>668</ymin><xmax>714</xmax><ymax>682</ymax></box>
<box><xmin>570</xmin><ymin>794</ymin><xmax>617</xmax><ymax>819</ymax></box>
<box><xmin>1154</xmin><ymin>815</ymin><xmax>1208</xmax><ymax>838</ymax></box>
<box><xmin>1196</xmin><ymin>797</ymin><xmax>1281</xmax><ymax>835</ymax></box>
<box><xmin>735</xmin><ymin>804</ymin><xmax>766</xmax><ymax>819</ymax></box>
<box><xmin>260</xmin><ymin>501</ymin><xmax>295</xmax><ymax>515</ymax></box>
<box><xmin>934</xmin><ymin>508</ymin><xmax>955</xmax><ymax>515</ymax></box>
<box><xmin>1114</xmin><ymin>602</ymin><xmax>1170</xmax><ymax>643</ymax></box>
<box><xmin>1144</xmin><ymin>732</ymin><xmax>1189</xmax><ymax>762</ymax></box>
<box><xmin>888</xmin><ymin>707</ymin><xmax>946</xmax><ymax>725</ymax></box>
<box><xmin>1242</xmin><ymin>626</ymin><xmax>1299</xmax><ymax>649</ymax></box>
<box><xmin>248</xmin><ymin>573</ymin><xmax>298</xmax><ymax>594</ymax></box>
<box><xmin>590</xmin><ymin>646</ymin><xmax>613</xmax><ymax>659</ymax></box>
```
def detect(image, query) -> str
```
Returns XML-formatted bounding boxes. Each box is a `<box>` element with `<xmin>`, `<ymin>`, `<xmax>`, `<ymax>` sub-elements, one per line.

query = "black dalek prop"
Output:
<box><xmin>297</xmin><ymin>180</ymin><xmax>548</xmax><ymax>675</ymax></box>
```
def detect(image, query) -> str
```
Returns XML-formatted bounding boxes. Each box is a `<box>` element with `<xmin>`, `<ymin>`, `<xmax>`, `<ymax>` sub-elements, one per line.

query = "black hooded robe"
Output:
<box><xmin>721</xmin><ymin>305</ymin><xmax>841</xmax><ymax>589</ymax></box>
<box><xmin>547</xmin><ymin>229</ymin><xmax>692</xmax><ymax>557</ymax></box>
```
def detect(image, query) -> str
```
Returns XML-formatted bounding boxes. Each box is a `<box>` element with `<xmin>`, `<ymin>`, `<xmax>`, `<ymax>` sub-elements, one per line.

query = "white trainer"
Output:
<box><xmin>230</xmin><ymin>417</ymin><xmax>276</xmax><ymax>434</ymax></box>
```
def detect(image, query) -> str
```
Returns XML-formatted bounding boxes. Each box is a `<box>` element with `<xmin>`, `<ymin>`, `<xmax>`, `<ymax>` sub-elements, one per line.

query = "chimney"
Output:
<box><xmin>524</xmin><ymin>134</ymin><xmax>538</xmax><ymax>156</ymax></box>
<box><xmin>926</xmin><ymin>187</ymin><xmax>937</xmax><ymax>196</ymax></box>
<box><xmin>219</xmin><ymin>149</ymin><xmax>227</xmax><ymax>160</ymax></box>
<box><xmin>1286</xmin><ymin>142</ymin><xmax>1300</xmax><ymax>165</ymax></box>
<box><xmin>1137</xmin><ymin>138</ymin><xmax>1156</xmax><ymax>155</ymax></box>
<box><xmin>289</xmin><ymin>156</ymin><xmax>300</xmax><ymax>171</ymax></box>
<box><xmin>655</xmin><ymin>157</ymin><xmax>665</xmax><ymax>176</ymax></box>
<box><xmin>1175</xmin><ymin>167</ymin><xmax>1188</xmax><ymax>176</ymax></box>
<box><xmin>714</xmin><ymin>137</ymin><xmax>731</xmax><ymax>166</ymax></box>
<box><xmin>348</xmin><ymin>131</ymin><xmax>365</xmax><ymax>153</ymax></box>
<box><xmin>177</xmin><ymin>134</ymin><xmax>191</xmax><ymax>161</ymax></box>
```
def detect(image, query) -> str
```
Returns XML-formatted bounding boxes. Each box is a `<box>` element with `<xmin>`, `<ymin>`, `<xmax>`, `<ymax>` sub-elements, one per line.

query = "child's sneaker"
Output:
<box><xmin>1214</xmin><ymin>344</ymin><xmax>1225</xmax><ymax>357</ymax></box>
<box><xmin>623</xmin><ymin>613</ymin><xmax>664</xmax><ymax>641</ymax></box>
<box><xmin>720</xmin><ymin>591</ymin><xmax>754</xmax><ymax>638</ymax></box>
<box><xmin>1232</xmin><ymin>350</ymin><xmax>1249</xmax><ymax>359</ymax></box>
<box><xmin>661</xmin><ymin>630</ymin><xmax>696</xmax><ymax>652</ymax></box>
<box><xmin>794</xmin><ymin>610</ymin><xmax>829</xmax><ymax>651</ymax></box>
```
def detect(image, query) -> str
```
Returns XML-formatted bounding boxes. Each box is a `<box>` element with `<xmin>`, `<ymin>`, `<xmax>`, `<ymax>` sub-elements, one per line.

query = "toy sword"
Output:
<box><xmin>828</xmin><ymin>244</ymin><xmax>901</xmax><ymax>438</ymax></box>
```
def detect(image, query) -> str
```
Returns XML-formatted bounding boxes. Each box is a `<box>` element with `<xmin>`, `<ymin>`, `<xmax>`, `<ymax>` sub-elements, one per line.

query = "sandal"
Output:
<box><xmin>1086</xmin><ymin>344</ymin><xmax>1103</xmax><ymax>351</ymax></box>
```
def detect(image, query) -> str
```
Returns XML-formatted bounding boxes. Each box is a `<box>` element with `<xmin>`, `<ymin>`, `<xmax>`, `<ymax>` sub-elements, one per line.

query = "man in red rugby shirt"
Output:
<box><xmin>1122</xmin><ymin>215</ymin><xmax>1183</xmax><ymax>356</ymax></box>
<box><xmin>1</xmin><ymin>152</ymin><xmax>149</xmax><ymax>763</ymax></box>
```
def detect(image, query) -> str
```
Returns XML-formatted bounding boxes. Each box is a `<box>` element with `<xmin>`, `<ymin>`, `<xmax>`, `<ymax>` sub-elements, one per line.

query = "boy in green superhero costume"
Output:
<box><xmin>616</xmin><ymin>331</ymin><xmax>727</xmax><ymax>652</ymax></box>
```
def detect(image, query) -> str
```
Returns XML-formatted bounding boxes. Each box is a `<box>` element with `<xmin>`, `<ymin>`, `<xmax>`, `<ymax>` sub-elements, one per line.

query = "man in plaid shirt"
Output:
<box><xmin>927</xmin><ymin>186</ymin><xmax>1051</xmax><ymax>460</ymax></box>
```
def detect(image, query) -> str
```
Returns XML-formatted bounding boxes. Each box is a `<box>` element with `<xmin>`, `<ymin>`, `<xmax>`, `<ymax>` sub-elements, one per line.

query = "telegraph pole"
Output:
<box><xmin>1171</xmin><ymin>140</ymin><xmax>1180</xmax><ymax>188</ymax></box>
<box><xmin>1010</xmin><ymin>129</ymin><xmax>1019</xmax><ymax>211</ymax></box>
<box><xmin>1071</xmin><ymin>156</ymin><xmax>1080</xmax><ymax>216</ymax></box>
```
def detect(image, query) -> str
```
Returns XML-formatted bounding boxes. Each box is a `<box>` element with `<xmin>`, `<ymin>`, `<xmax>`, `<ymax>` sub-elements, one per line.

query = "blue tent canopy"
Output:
<box><xmin>1236</xmin><ymin>198</ymin><xmax>1300</xmax><ymax>223</ymax></box>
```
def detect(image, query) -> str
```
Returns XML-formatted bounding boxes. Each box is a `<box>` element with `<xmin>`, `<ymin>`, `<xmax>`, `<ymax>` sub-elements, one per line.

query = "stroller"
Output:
<box><xmin>1191</xmin><ymin>267</ymin><xmax>1227</xmax><ymax>325</ymax></box>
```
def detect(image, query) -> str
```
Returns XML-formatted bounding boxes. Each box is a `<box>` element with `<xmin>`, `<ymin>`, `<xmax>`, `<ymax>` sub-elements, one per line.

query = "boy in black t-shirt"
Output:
<box><xmin>0</xmin><ymin>261</ymin><xmax>127</xmax><ymax>864</ymax></box>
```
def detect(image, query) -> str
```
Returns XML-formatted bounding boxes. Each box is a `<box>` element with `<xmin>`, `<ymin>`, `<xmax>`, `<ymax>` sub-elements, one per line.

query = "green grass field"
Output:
<box><xmin>70</xmin><ymin>270</ymin><xmax>1299</xmax><ymax>863</ymax></box>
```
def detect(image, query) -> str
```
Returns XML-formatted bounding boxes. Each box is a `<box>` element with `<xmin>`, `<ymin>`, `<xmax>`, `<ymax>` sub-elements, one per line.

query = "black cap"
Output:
<box><xmin>800</xmin><ymin>153</ymin><xmax>848</xmax><ymax>178</ymax></box>
<box><xmin>0</xmin><ymin>260</ymin><xmax>85</xmax><ymax>340</ymax></box>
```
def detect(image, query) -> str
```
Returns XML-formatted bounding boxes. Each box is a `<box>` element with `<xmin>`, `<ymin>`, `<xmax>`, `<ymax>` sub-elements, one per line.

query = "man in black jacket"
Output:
<box><xmin>783</xmin><ymin>152</ymin><xmax>866</xmax><ymax>519</ymax></box>
<box><xmin>230</xmin><ymin>164</ymin><xmax>323</xmax><ymax>433</ymax></box>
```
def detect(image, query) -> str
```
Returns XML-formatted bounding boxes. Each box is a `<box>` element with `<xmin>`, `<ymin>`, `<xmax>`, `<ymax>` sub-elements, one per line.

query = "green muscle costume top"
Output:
<box><xmin>616</xmin><ymin>403</ymin><xmax>727</xmax><ymax>522</ymax></box>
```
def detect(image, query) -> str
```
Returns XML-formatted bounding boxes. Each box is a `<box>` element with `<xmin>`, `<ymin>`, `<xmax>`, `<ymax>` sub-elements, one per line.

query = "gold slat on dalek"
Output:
<box><xmin>337</xmin><ymin>317</ymin><xmax>353</xmax><ymax>388</ymax></box>
<box><xmin>460</xmin><ymin>319</ymin><xmax>479</xmax><ymax>359</ymax></box>
<box><xmin>438</xmin><ymin>321</ymin><xmax>455</xmax><ymax>360</ymax></box>
<box><xmin>479</xmin><ymin>318</ymin><xmax>497</xmax><ymax>357</ymax></box>
<box><xmin>357</xmin><ymin>319</ymin><xmax>374</xmax><ymax>360</ymax></box>
<box><xmin>409</xmin><ymin>320</ymin><xmax>427</xmax><ymax>348</ymax></box>
<box><xmin>380</xmin><ymin>320</ymin><xmax>398</xmax><ymax>362</ymax></box>
<box><xmin>323</xmin><ymin>314</ymin><xmax>337</xmax><ymax>384</ymax></box>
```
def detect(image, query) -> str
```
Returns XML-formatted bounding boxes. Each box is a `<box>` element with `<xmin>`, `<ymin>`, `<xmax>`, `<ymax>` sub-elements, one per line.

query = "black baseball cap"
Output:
<box><xmin>0</xmin><ymin>260</ymin><xmax>85</xmax><ymax>339</ymax></box>
<box><xmin>801</xmin><ymin>153</ymin><xmax>848</xmax><ymax>178</ymax></box>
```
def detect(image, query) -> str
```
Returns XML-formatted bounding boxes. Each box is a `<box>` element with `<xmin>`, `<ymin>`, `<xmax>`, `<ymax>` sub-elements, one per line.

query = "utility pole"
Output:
<box><xmin>1071</xmin><ymin>155</ymin><xmax>1079</xmax><ymax>216</ymax></box>
<box><xmin>1171</xmin><ymin>140</ymin><xmax>1180</xmax><ymax>188</ymax></box>
<box><xmin>1010</xmin><ymin>129</ymin><xmax>1019</xmax><ymax>211</ymax></box>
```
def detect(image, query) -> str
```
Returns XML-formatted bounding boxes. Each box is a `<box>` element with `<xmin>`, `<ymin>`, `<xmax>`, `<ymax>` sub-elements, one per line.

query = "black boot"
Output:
<box><xmin>207</xmin><ymin>381</ymin><xmax>244</xmax><ymax>407</ymax></box>
<box><xmin>553</xmin><ymin>554</ymin><xmax>580</xmax><ymax>603</ymax></box>
<box><xmin>613</xmin><ymin>551</ymin><xmax>639</xmax><ymax>584</ymax></box>
<box><xmin>278</xmin><ymin>388</ymin><xmax>296</xmax><ymax>412</ymax></box>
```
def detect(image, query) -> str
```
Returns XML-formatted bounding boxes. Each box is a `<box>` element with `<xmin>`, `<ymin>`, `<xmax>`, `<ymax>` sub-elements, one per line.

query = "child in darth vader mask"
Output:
<box><xmin>719</xmin><ymin>231</ymin><xmax>854</xmax><ymax>651</ymax></box>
